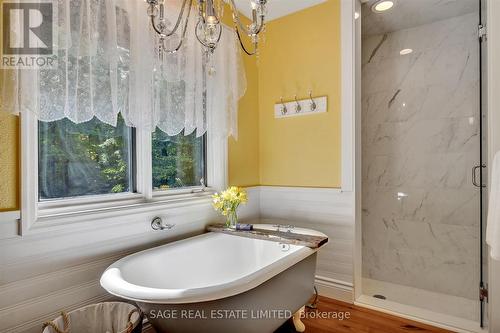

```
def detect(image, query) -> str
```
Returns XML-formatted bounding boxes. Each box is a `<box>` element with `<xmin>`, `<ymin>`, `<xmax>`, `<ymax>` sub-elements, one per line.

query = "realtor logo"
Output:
<box><xmin>1</xmin><ymin>0</ymin><xmax>57</xmax><ymax>68</ymax></box>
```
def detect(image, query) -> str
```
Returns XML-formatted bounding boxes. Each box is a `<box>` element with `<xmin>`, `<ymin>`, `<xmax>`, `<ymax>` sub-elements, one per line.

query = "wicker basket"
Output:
<box><xmin>41</xmin><ymin>302</ymin><xmax>142</xmax><ymax>333</ymax></box>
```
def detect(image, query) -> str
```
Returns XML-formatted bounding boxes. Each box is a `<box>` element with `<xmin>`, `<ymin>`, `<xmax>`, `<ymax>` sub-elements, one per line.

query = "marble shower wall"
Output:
<box><xmin>361</xmin><ymin>13</ymin><xmax>480</xmax><ymax>300</ymax></box>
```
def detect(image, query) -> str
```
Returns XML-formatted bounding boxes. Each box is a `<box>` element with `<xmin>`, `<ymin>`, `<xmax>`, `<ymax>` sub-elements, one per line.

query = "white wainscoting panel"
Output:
<box><xmin>0</xmin><ymin>211</ymin><xmax>19</xmax><ymax>240</ymax></box>
<box><xmin>236</xmin><ymin>187</ymin><xmax>261</xmax><ymax>220</ymax></box>
<box><xmin>257</xmin><ymin>186</ymin><xmax>355</xmax><ymax>300</ymax></box>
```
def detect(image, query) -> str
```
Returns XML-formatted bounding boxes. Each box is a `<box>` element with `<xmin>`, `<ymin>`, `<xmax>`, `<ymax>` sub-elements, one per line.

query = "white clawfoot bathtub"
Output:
<box><xmin>100</xmin><ymin>224</ymin><xmax>327</xmax><ymax>333</ymax></box>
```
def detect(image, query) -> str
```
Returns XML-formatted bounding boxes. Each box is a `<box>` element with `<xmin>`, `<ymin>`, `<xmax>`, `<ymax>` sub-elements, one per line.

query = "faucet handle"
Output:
<box><xmin>272</xmin><ymin>224</ymin><xmax>295</xmax><ymax>233</ymax></box>
<box><xmin>151</xmin><ymin>216</ymin><xmax>176</xmax><ymax>231</ymax></box>
<box><xmin>273</xmin><ymin>224</ymin><xmax>282</xmax><ymax>232</ymax></box>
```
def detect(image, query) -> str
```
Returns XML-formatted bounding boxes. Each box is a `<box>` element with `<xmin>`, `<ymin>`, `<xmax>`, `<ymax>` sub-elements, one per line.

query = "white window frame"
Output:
<box><xmin>20</xmin><ymin>110</ymin><xmax>227</xmax><ymax>235</ymax></box>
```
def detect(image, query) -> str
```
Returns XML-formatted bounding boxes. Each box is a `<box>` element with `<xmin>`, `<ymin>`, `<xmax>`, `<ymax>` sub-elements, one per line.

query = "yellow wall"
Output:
<box><xmin>0</xmin><ymin>113</ymin><xmax>19</xmax><ymax>211</ymax></box>
<box><xmin>223</xmin><ymin>7</ymin><xmax>261</xmax><ymax>187</ymax></box>
<box><xmin>0</xmin><ymin>0</ymin><xmax>20</xmax><ymax>211</ymax></box>
<box><xmin>227</xmin><ymin>53</ymin><xmax>260</xmax><ymax>187</ymax></box>
<box><xmin>257</xmin><ymin>0</ymin><xmax>341</xmax><ymax>188</ymax></box>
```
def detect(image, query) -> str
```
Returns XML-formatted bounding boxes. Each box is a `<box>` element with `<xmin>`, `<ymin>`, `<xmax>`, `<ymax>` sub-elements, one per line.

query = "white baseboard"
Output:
<box><xmin>315</xmin><ymin>275</ymin><xmax>354</xmax><ymax>304</ymax></box>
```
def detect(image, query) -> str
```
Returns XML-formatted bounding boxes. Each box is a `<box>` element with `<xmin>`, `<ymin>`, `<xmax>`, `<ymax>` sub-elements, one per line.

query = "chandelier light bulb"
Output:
<box><xmin>206</xmin><ymin>15</ymin><xmax>218</xmax><ymax>25</ymax></box>
<box><xmin>206</xmin><ymin>25</ymin><xmax>219</xmax><ymax>43</ymax></box>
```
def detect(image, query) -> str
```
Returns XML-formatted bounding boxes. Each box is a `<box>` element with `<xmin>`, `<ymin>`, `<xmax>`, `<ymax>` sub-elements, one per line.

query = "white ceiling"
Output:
<box><xmin>231</xmin><ymin>0</ymin><xmax>328</xmax><ymax>21</ymax></box>
<box><xmin>362</xmin><ymin>0</ymin><xmax>478</xmax><ymax>36</ymax></box>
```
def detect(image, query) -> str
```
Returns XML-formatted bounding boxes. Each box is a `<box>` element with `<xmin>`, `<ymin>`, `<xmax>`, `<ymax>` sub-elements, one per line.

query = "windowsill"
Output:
<box><xmin>26</xmin><ymin>190</ymin><xmax>216</xmax><ymax>235</ymax></box>
<box><xmin>37</xmin><ymin>186</ymin><xmax>211</xmax><ymax>214</ymax></box>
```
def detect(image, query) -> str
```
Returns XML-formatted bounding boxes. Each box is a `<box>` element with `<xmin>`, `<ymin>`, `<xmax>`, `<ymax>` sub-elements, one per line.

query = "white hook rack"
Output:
<box><xmin>274</xmin><ymin>95</ymin><xmax>328</xmax><ymax>119</ymax></box>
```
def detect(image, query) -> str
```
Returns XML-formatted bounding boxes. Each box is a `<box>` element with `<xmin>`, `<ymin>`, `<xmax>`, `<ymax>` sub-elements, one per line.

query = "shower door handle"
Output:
<box><xmin>472</xmin><ymin>165</ymin><xmax>486</xmax><ymax>188</ymax></box>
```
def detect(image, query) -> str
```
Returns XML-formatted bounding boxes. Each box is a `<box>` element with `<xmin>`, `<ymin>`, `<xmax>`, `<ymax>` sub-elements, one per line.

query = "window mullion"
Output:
<box><xmin>21</xmin><ymin>109</ymin><xmax>40</xmax><ymax>234</ymax></box>
<box><xmin>135</xmin><ymin>128</ymin><xmax>153</xmax><ymax>200</ymax></box>
<box><xmin>206</xmin><ymin>131</ymin><xmax>228</xmax><ymax>192</ymax></box>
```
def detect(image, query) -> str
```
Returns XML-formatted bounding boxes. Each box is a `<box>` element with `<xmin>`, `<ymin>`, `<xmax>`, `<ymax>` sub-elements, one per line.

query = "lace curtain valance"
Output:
<box><xmin>0</xmin><ymin>0</ymin><xmax>246</xmax><ymax>138</ymax></box>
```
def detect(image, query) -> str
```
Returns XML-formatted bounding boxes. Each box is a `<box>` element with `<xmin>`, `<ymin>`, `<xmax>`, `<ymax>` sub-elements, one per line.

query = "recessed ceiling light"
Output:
<box><xmin>372</xmin><ymin>0</ymin><xmax>394</xmax><ymax>13</ymax></box>
<box><xmin>400</xmin><ymin>48</ymin><xmax>413</xmax><ymax>55</ymax></box>
<box><xmin>354</xmin><ymin>11</ymin><xmax>360</xmax><ymax>19</ymax></box>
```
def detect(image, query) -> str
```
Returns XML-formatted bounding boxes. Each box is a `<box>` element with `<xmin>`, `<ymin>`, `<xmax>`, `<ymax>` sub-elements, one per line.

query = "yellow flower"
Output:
<box><xmin>239</xmin><ymin>190</ymin><xmax>248</xmax><ymax>204</ymax></box>
<box><xmin>211</xmin><ymin>187</ymin><xmax>248</xmax><ymax>216</ymax></box>
<box><xmin>221</xmin><ymin>190</ymin><xmax>234</xmax><ymax>202</ymax></box>
<box><xmin>212</xmin><ymin>193</ymin><xmax>224</xmax><ymax>210</ymax></box>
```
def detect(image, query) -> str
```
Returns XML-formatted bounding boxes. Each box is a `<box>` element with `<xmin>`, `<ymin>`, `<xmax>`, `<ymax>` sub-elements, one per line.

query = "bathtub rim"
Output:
<box><xmin>100</xmin><ymin>231</ymin><xmax>322</xmax><ymax>304</ymax></box>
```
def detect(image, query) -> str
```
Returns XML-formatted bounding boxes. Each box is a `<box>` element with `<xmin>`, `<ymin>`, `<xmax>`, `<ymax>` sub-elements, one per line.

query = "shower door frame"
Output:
<box><xmin>486</xmin><ymin>0</ymin><xmax>500</xmax><ymax>332</ymax></box>
<box><xmin>479</xmin><ymin>0</ymin><xmax>487</xmax><ymax>328</ymax></box>
<box><xmin>344</xmin><ymin>0</ymin><xmax>491</xmax><ymax>332</ymax></box>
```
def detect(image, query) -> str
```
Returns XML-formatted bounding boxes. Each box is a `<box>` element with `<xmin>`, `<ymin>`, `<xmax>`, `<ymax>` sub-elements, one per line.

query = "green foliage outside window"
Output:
<box><xmin>152</xmin><ymin>129</ymin><xmax>205</xmax><ymax>190</ymax></box>
<box><xmin>38</xmin><ymin>115</ymin><xmax>132</xmax><ymax>200</ymax></box>
<box><xmin>38</xmin><ymin>115</ymin><xmax>206</xmax><ymax>200</ymax></box>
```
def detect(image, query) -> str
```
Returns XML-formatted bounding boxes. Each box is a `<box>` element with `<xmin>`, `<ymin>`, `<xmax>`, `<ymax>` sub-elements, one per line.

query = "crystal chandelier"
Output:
<box><xmin>146</xmin><ymin>0</ymin><xmax>267</xmax><ymax>58</ymax></box>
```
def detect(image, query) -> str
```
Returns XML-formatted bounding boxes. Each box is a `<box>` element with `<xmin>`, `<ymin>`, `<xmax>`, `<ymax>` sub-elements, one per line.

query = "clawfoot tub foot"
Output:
<box><xmin>292</xmin><ymin>306</ymin><xmax>306</xmax><ymax>332</ymax></box>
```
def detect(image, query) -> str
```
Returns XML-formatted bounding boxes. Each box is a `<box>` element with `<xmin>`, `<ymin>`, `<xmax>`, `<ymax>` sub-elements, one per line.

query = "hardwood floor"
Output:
<box><xmin>275</xmin><ymin>296</ymin><xmax>455</xmax><ymax>333</ymax></box>
<box><xmin>144</xmin><ymin>296</ymin><xmax>455</xmax><ymax>333</ymax></box>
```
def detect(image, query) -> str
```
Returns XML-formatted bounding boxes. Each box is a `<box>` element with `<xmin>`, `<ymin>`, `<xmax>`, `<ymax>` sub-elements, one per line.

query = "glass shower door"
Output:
<box><xmin>360</xmin><ymin>0</ymin><xmax>485</xmax><ymax>326</ymax></box>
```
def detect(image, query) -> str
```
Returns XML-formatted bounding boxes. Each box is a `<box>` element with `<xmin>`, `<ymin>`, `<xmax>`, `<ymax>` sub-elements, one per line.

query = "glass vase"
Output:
<box><xmin>226</xmin><ymin>209</ymin><xmax>238</xmax><ymax>228</ymax></box>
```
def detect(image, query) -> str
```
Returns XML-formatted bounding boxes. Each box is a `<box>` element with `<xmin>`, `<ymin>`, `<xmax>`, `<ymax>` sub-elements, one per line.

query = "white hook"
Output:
<box><xmin>309</xmin><ymin>91</ymin><xmax>317</xmax><ymax>111</ymax></box>
<box><xmin>294</xmin><ymin>95</ymin><xmax>302</xmax><ymax>113</ymax></box>
<box><xmin>280</xmin><ymin>97</ymin><xmax>288</xmax><ymax>115</ymax></box>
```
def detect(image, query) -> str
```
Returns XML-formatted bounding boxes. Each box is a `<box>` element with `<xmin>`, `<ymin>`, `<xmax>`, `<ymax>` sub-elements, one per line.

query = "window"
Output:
<box><xmin>152</xmin><ymin>129</ymin><xmax>206</xmax><ymax>191</ymax></box>
<box><xmin>37</xmin><ymin>116</ymin><xmax>207</xmax><ymax>202</ymax></box>
<box><xmin>22</xmin><ymin>108</ymin><xmax>225</xmax><ymax>233</ymax></box>
<box><xmin>38</xmin><ymin>116</ymin><xmax>134</xmax><ymax>200</ymax></box>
